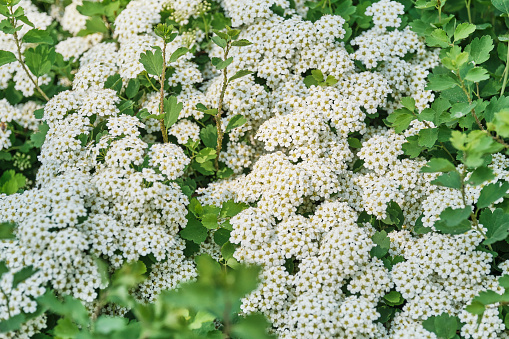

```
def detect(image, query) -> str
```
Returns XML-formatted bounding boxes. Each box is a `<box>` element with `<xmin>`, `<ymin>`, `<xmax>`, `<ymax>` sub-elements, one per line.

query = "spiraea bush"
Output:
<box><xmin>1</xmin><ymin>0</ymin><xmax>509</xmax><ymax>338</ymax></box>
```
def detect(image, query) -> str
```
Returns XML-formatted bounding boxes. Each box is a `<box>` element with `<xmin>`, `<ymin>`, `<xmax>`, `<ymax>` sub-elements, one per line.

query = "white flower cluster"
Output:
<box><xmin>2</xmin><ymin>0</ymin><xmax>509</xmax><ymax>338</ymax></box>
<box><xmin>192</xmin><ymin>2</ymin><xmax>509</xmax><ymax>338</ymax></box>
<box><xmin>352</xmin><ymin>1</ymin><xmax>439</xmax><ymax>111</ymax></box>
<box><xmin>0</xmin><ymin>1</ymin><xmax>202</xmax><ymax>335</ymax></box>
<box><xmin>165</xmin><ymin>0</ymin><xmax>211</xmax><ymax>25</ymax></box>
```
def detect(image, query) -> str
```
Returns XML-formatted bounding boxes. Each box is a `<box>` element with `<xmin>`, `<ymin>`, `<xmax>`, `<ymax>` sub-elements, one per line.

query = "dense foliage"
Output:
<box><xmin>0</xmin><ymin>0</ymin><xmax>509</xmax><ymax>338</ymax></box>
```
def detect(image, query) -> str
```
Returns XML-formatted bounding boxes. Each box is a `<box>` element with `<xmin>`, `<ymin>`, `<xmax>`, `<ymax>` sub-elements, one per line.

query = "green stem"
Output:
<box><xmin>144</xmin><ymin>73</ymin><xmax>159</xmax><ymax>92</ymax></box>
<box><xmin>456</xmin><ymin>70</ymin><xmax>509</xmax><ymax>148</ymax></box>
<box><xmin>201</xmin><ymin>13</ymin><xmax>209</xmax><ymax>38</ymax></box>
<box><xmin>460</xmin><ymin>162</ymin><xmax>493</xmax><ymax>250</ymax></box>
<box><xmin>0</xmin><ymin>286</ymin><xmax>12</xmax><ymax>318</ymax></box>
<box><xmin>500</xmin><ymin>42</ymin><xmax>509</xmax><ymax>97</ymax></box>
<box><xmin>159</xmin><ymin>42</ymin><xmax>168</xmax><ymax>143</ymax></box>
<box><xmin>465</xmin><ymin>0</ymin><xmax>472</xmax><ymax>23</ymax></box>
<box><xmin>222</xmin><ymin>299</ymin><xmax>232</xmax><ymax>339</ymax></box>
<box><xmin>9</xmin><ymin>8</ymin><xmax>49</xmax><ymax>101</ymax></box>
<box><xmin>214</xmin><ymin>43</ymin><xmax>231</xmax><ymax>171</ymax></box>
<box><xmin>408</xmin><ymin>108</ymin><xmax>456</xmax><ymax>163</ymax></box>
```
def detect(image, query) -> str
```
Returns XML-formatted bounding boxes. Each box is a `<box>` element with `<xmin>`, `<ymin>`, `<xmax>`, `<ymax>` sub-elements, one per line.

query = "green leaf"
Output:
<box><xmin>431</xmin><ymin>171</ymin><xmax>462</xmax><ymax>189</ymax></box>
<box><xmin>422</xmin><ymin>313</ymin><xmax>460</xmax><ymax>339</ymax></box>
<box><xmin>202</xmin><ymin>214</ymin><xmax>218</xmax><ymax>229</ymax></box>
<box><xmin>139</xmin><ymin>47</ymin><xmax>163</xmax><ymax>76</ymax></box>
<box><xmin>473</xmin><ymin>290</ymin><xmax>505</xmax><ymax>305</ymax></box>
<box><xmin>21</xmin><ymin>29</ymin><xmax>53</xmax><ymax>44</ymax></box>
<box><xmin>417</xmin><ymin>128</ymin><xmax>438</xmax><ymax>148</ymax></box>
<box><xmin>466</xmin><ymin>301</ymin><xmax>485</xmax><ymax>315</ymax></box>
<box><xmin>426</xmin><ymin>29</ymin><xmax>450</xmax><ymax>48</ymax></box>
<box><xmin>485</xmin><ymin>96</ymin><xmax>509</xmax><ymax>122</ymax></box>
<box><xmin>323</xmin><ymin>75</ymin><xmax>337</xmax><ymax>86</ymax></box>
<box><xmin>190</xmin><ymin>311</ymin><xmax>216</xmax><ymax>330</ymax></box>
<box><xmin>426</xmin><ymin>74</ymin><xmax>458</xmax><ymax>91</ymax></box>
<box><xmin>479</xmin><ymin>208</ymin><xmax>509</xmax><ymax>244</ymax></box>
<box><xmin>401</xmin><ymin>97</ymin><xmax>416</xmax><ymax>111</ymax></box>
<box><xmin>195</xmin><ymin>103</ymin><xmax>208</xmax><ymax>111</ymax></box>
<box><xmin>211</xmin><ymin>36</ymin><xmax>227</xmax><ymax>48</ymax></box>
<box><xmin>214</xmin><ymin>228</ymin><xmax>231</xmax><ymax>247</ymax></box>
<box><xmin>221</xmin><ymin>241</ymin><xmax>236</xmax><ymax>261</ymax></box>
<box><xmin>220</xmin><ymin>200</ymin><xmax>248</xmax><ymax>218</ymax></box>
<box><xmin>0</xmin><ymin>314</ymin><xmax>25</xmax><ymax>333</ymax></box>
<box><xmin>195</xmin><ymin>148</ymin><xmax>216</xmax><ymax>163</ymax></box>
<box><xmin>435</xmin><ymin>207</ymin><xmax>472</xmax><ymax>235</ymax></box>
<box><xmin>225</xmin><ymin>114</ymin><xmax>246</xmax><ymax>133</ymax></box>
<box><xmin>450</xmin><ymin>101</ymin><xmax>477</xmax><ymax>119</ymax></box>
<box><xmin>466</xmin><ymin>36</ymin><xmax>494</xmax><ymax>64</ymax></box>
<box><xmin>421</xmin><ymin>158</ymin><xmax>456</xmax><ymax>173</ymax></box>
<box><xmin>217</xmin><ymin>167</ymin><xmax>234</xmax><ymax>179</ymax></box>
<box><xmin>231</xmin><ymin>39</ymin><xmax>252</xmax><ymax>47</ymax></box>
<box><xmin>105</xmin><ymin>74</ymin><xmax>122</xmax><ymax>93</ymax></box>
<box><xmin>118</xmin><ymin>100</ymin><xmax>134</xmax><ymax>116</ymax></box>
<box><xmin>385</xmin><ymin>109</ymin><xmax>414</xmax><ymax>133</ymax></box>
<box><xmin>125</xmin><ymin>79</ymin><xmax>140</xmax><ymax>99</ymax></box>
<box><xmin>377</xmin><ymin>305</ymin><xmax>396</xmax><ymax>324</ymax></box>
<box><xmin>454</xmin><ymin>22</ymin><xmax>476</xmax><ymax>41</ymax></box>
<box><xmin>78</xmin><ymin>16</ymin><xmax>108</xmax><ymax>35</ymax></box>
<box><xmin>95</xmin><ymin>316</ymin><xmax>128</xmax><ymax>334</ymax></box>
<box><xmin>402</xmin><ymin>135</ymin><xmax>425</xmax><ymax>157</ymax></box>
<box><xmin>54</xmin><ymin>317</ymin><xmax>79</xmax><ymax>339</ymax></box>
<box><xmin>111</xmin><ymin>261</ymin><xmax>146</xmax><ymax>289</ymax></box>
<box><xmin>418</xmin><ymin>97</ymin><xmax>451</xmax><ymax>124</ymax></box>
<box><xmin>229</xmin><ymin>70</ymin><xmax>253</xmax><ymax>83</ymax></box>
<box><xmin>413</xmin><ymin>216</ymin><xmax>432</xmax><ymax>234</ymax></box>
<box><xmin>384</xmin><ymin>201</ymin><xmax>404</xmax><ymax>228</ymax></box>
<box><xmin>499</xmin><ymin>275</ymin><xmax>509</xmax><ymax>288</ymax></box>
<box><xmin>34</xmin><ymin>108</ymin><xmax>44</xmax><ymax>119</ymax></box>
<box><xmin>213</xmin><ymin>29</ymin><xmax>229</xmax><ymax>40</ymax></box>
<box><xmin>0</xmin><ymin>222</ymin><xmax>15</xmax><ymax>239</ymax></box>
<box><xmin>30</xmin><ymin>121</ymin><xmax>49</xmax><ymax>148</ymax></box>
<box><xmin>0</xmin><ymin>170</ymin><xmax>26</xmax><ymax>195</ymax></box>
<box><xmin>303</xmin><ymin>74</ymin><xmax>319</xmax><ymax>88</ymax></box>
<box><xmin>347</xmin><ymin>137</ymin><xmax>362</xmax><ymax>148</ymax></box>
<box><xmin>163</xmin><ymin>96</ymin><xmax>183</xmax><ymax>129</ymax></box>
<box><xmin>192</xmin><ymin>160</ymin><xmax>215</xmax><ymax>175</ymax></box>
<box><xmin>200</xmin><ymin>124</ymin><xmax>217</xmax><ymax>148</ymax></box>
<box><xmin>204</xmin><ymin>108</ymin><xmax>218</xmax><ymax>115</ymax></box>
<box><xmin>188</xmin><ymin>198</ymin><xmax>203</xmax><ymax>217</ymax></box>
<box><xmin>383</xmin><ymin>291</ymin><xmax>404</xmax><ymax>306</ymax></box>
<box><xmin>477</xmin><ymin>181</ymin><xmax>509</xmax><ymax>208</ymax></box>
<box><xmin>370</xmin><ymin>230</ymin><xmax>390</xmax><ymax>258</ymax></box>
<box><xmin>0</xmin><ymin>50</ymin><xmax>16</xmax><ymax>67</ymax></box>
<box><xmin>76</xmin><ymin>1</ymin><xmax>105</xmax><ymax>16</ymax></box>
<box><xmin>0</xmin><ymin>152</ymin><xmax>11</xmax><ymax>161</ymax></box>
<box><xmin>231</xmin><ymin>313</ymin><xmax>276</xmax><ymax>339</ymax></box>
<box><xmin>465</xmin><ymin>67</ymin><xmax>489</xmax><ymax>82</ymax></box>
<box><xmin>468</xmin><ymin>166</ymin><xmax>495</xmax><ymax>186</ymax></box>
<box><xmin>38</xmin><ymin>292</ymin><xmax>90</xmax><ymax>326</ymax></box>
<box><xmin>169</xmin><ymin>47</ymin><xmax>188</xmax><ymax>63</ymax></box>
<box><xmin>211</xmin><ymin>57</ymin><xmax>233</xmax><ymax>70</ymax></box>
<box><xmin>12</xmin><ymin>266</ymin><xmax>36</xmax><ymax>288</ymax></box>
<box><xmin>24</xmin><ymin>45</ymin><xmax>55</xmax><ymax>77</ymax></box>
<box><xmin>311</xmin><ymin>69</ymin><xmax>324</xmax><ymax>82</ymax></box>
<box><xmin>489</xmin><ymin>109</ymin><xmax>509</xmax><ymax>137</ymax></box>
<box><xmin>492</xmin><ymin>0</ymin><xmax>509</xmax><ymax>14</ymax></box>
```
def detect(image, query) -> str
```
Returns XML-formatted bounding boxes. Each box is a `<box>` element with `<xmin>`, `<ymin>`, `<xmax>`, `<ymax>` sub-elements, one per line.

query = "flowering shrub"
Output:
<box><xmin>0</xmin><ymin>0</ymin><xmax>509</xmax><ymax>338</ymax></box>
